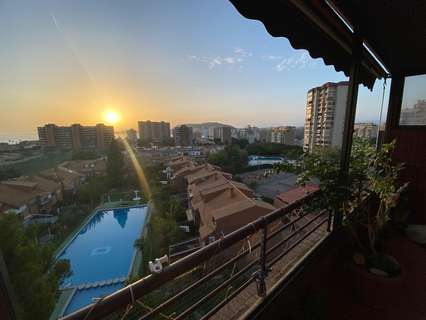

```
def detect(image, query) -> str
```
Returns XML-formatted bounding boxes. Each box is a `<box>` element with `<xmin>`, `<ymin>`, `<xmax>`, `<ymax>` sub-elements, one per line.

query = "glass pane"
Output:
<box><xmin>399</xmin><ymin>74</ymin><xmax>426</xmax><ymax>125</ymax></box>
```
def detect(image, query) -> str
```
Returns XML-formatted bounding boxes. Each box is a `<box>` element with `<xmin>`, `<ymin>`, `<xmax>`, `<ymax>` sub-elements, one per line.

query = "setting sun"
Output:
<box><xmin>104</xmin><ymin>111</ymin><xmax>120</xmax><ymax>125</ymax></box>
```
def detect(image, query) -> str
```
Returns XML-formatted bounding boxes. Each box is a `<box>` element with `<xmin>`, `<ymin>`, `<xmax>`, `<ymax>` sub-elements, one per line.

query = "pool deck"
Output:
<box><xmin>49</xmin><ymin>288</ymin><xmax>75</xmax><ymax>320</ymax></box>
<box><xmin>51</xmin><ymin>201</ymin><xmax>150</xmax><ymax>319</ymax></box>
<box><xmin>128</xmin><ymin>202</ymin><xmax>152</xmax><ymax>278</ymax></box>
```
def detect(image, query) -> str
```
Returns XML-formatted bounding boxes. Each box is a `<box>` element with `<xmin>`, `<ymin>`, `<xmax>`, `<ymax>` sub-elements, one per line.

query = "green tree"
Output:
<box><xmin>78</xmin><ymin>177</ymin><xmax>107</xmax><ymax>207</ymax></box>
<box><xmin>279</xmin><ymin>138</ymin><xmax>404</xmax><ymax>257</ymax></box>
<box><xmin>246</xmin><ymin>143</ymin><xmax>303</xmax><ymax>159</ymax></box>
<box><xmin>137</xmin><ymin>138</ymin><xmax>152</xmax><ymax>148</ymax></box>
<box><xmin>232</xmin><ymin>138</ymin><xmax>249</xmax><ymax>149</ymax></box>
<box><xmin>208</xmin><ymin>144</ymin><xmax>248</xmax><ymax>174</ymax></box>
<box><xmin>0</xmin><ymin>214</ymin><xmax>70</xmax><ymax>320</ymax></box>
<box><xmin>158</xmin><ymin>138</ymin><xmax>175</xmax><ymax>147</ymax></box>
<box><xmin>0</xmin><ymin>168</ymin><xmax>21</xmax><ymax>181</ymax></box>
<box><xmin>106</xmin><ymin>139</ymin><xmax>125</xmax><ymax>189</ymax></box>
<box><xmin>72</xmin><ymin>150</ymin><xmax>99</xmax><ymax>160</ymax></box>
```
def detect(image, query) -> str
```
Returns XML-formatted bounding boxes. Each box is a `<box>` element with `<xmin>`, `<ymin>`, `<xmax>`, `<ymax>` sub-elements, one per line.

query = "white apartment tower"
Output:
<box><xmin>303</xmin><ymin>81</ymin><xmax>349</xmax><ymax>152</ymax></box>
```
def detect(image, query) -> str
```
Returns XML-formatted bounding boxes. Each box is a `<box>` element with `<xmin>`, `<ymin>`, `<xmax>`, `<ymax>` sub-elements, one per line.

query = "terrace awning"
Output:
<box><xmin>230</xmin><ymin>0</ymin><xmax>426</xmax><ymax>88</ymax></box>
<box><xmin>330</xmin><ymin>0</ymin><xmax>426</xmax><ymax>77</ymax></box>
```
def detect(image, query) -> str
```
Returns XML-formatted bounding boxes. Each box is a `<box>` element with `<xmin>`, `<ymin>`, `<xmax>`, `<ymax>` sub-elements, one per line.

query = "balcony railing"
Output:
<box><xmin>60</xmin><ymin>190</ymin><xmax>331</xmax><ymax>320</ymax></box>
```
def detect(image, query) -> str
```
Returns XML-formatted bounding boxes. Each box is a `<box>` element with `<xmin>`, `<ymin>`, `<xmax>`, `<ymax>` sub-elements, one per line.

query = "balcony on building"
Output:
<box><xmin>33</xmin><ymin>2</ymin><xmax>426</xmax><ymax>320</ymax></box>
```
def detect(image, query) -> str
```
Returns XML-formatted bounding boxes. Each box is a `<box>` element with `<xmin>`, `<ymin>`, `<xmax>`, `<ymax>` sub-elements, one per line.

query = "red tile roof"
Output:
<box><xmin>275</xmin><ymin>184</ymin><xmax>319</xmax><ymax>207</ymax></box>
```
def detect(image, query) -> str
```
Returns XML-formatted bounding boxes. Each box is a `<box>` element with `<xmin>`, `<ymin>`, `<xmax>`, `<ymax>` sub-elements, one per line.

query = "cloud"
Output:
<box><xmin>275</xmin><ymin>51</ymin><xmax>317</xmax><ymax>72</ymax></box>
<box><xmin>262</xmin><ymin>55</ymin><xmax>283</xmax><ymax>60</ymax></box>
<box><xmin>234</xmin><ymin>47</ymin><xmax>253</xmax><ymax>57</ymax></box>
<box><xmin>188</xmin><ymin>48</ymin><xmax>317</xmax><ymax>72</ymax></box>
<box><xmin>188</xmin><ymin>47</ymin><xmax>252</xmax><ymax>69</ymax></box>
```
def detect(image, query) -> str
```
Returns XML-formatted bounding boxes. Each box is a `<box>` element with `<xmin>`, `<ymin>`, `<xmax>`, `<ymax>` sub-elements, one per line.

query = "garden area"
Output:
<box><xmin>207</xmin><ymin>142</ymin><xmax>303</xmax><ymax>175</ymax></box>
<box><xmin>1</xmin><ymin>150</ymin><xmax>72</xmax><ymax>177</ymax></box>
<box><xmin>131</xmin><ymin>164</ymin><xmax>195</xmax><ymax>277</ymax></box>
<box><xmin>0</xmin><ymin>139</ymin><xmax>141</xmax><ymax>320</ymax></box>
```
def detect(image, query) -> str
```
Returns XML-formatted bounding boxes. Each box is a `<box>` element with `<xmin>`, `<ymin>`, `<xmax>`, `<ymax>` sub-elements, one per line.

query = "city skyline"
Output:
<box><xmin>1</xmin><ymin>0</ymin><xmax>390</xmax><ymax>139</ymax></box>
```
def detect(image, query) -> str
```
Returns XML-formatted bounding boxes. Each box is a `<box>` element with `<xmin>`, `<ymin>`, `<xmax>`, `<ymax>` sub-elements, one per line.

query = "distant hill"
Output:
<box><xmin>181</xmin><ymin>122</ymin><xmax>234</xmax><ymax>130</ymax></box>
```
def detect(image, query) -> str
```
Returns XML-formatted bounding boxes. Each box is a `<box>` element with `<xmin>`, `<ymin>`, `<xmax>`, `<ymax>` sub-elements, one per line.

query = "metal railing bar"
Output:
<box><xmin>138</xmin><ymin>243</ymin><xmax>260</xmax><ymax>320</ymax></box>
<box><xmin>172</xmin><ymin>259</ymin><xmax>258</xmax><ymax>320</ymax></box>
<box><xmin>135</xmin><ymin>301</ymin><xmax>172</xmax><ymax>320</ymax></box>
<box><xmin>263</xmin><ymin>206</ymin><xmax>319</xmax><ymax>242</ymax></box>
<box><xmin>169</xmin><ymin>247</ymin><xmax>200</xmax><ymax>258</ymax></box>
<box><xmin>198</xmin><ymin>276</ymin><xmax>255</xmax><ymax>320</ymax></box>
<box><xmin>265</xmin><ymin>210</ymin><xmax>327</xmax><ymax>257</ymax></box>
<box><xmin>60</xmin><ymin>190</ymin><xmax>321</xmax><ymax>320</ymax></box>
<box><xmin>179</xmin><ymin>213</ymin><xmax>329</xmax><ymax>320</ymax></box>
<box><xmin>267</xmin><ymin>217</ymin><xmax>329</xmax><ymax>267</ymax></box>
<box><xmin>139</xmin><ymin>208</ymin><xmax>328</xmax><ymax>320</ymax></box>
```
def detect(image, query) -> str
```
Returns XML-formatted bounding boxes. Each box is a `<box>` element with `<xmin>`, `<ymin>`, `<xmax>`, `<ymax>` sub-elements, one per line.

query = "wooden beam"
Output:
<box><xmin>384</xmin><ymin>75</ymin><xmax>405</xmax><ymax>143</ymax></box>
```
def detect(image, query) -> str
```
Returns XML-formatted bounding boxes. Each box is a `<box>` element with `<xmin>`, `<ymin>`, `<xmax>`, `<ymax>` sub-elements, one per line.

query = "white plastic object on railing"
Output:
<box><xmin>148</xmin><ymin>255</ymin><xmax>169</xmax><ymax>274</ymax></box>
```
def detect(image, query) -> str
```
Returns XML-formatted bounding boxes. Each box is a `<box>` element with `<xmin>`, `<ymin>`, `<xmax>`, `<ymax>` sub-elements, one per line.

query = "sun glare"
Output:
<box><xmin>104</xmin><ymin>110</ymin><xmax>120</xmax><ymax>125</ymax></box>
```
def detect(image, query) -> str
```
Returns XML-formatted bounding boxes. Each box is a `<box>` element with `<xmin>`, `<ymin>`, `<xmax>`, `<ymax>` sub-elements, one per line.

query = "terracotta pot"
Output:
<box><xmin>346</xmin><ymin>258</ymin><xmax>404</xmax><ymax>307</ymax></box>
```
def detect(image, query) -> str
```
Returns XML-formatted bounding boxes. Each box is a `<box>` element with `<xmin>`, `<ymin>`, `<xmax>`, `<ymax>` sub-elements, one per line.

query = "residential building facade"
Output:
<box><xmin>238</xmin><ymin>126</ymin><xmax>259</xmax><ymax>144</ymax></box>
<box><xmin>37</xmin><ymin>123</ymin><xmax>114</xmax><ymax>151</ymax></box>
<box><xmin>399</xmin><ymin>99</ymin><xmax>426</xmax><ymax>125</ymax></box>
<box><xmin>167</xmin><ymin>158</ymin><xmax>275</xmax><ymax>243</ymax></box>
<box><xmin>258</xmin><ymin>128</ymin><xmax>272</xmax><ymax>143</ymax></box>
<box><xmin>173</xmin><ymin>125</ymin><xmax>193</xmax><ymax>146</ymax></box>
<box><xmin>303</xmin><ymin>81</ymin><xmax>349</xmax><ymax>152</ymax></box>
<box><xmin>138</xmin><ymin>120</ymin><xmax>171</xmax><ymax>143</ymax></box>
<box><xmin>126</xmin><ymin>129</ymin><xmax>138</xmax><ymax>143</ymax></box>
<box><xmin>271</xmin><ymin>126</ymin><xmax>295</xmax><ymax>145</ymax></box>
<box><xmin>0</xmin><ymin>176</ymin><xmax>63</xmax><ymax>216</ymax></box>
<box><xmin>353</xmin><ymin>123</ymin><xmax>378</xmax><ymax>140</ymax></box>
<box><xmin>208</xmin><ymin>126</ymin><xmax>232</xmax><ymax>144</ymax></box>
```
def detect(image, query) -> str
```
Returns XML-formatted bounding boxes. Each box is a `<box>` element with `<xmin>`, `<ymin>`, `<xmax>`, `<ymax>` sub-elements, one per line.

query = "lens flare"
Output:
<box><xmin>120</xmin><ymin>137</ymin><xmax>152</xmax><ymax>199</ymax></box>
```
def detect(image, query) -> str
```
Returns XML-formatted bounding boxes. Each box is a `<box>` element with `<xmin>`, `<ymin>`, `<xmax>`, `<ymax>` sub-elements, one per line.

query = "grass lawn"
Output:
<box><xmin>4</xmin><ymin>151</ymin><xmax>72</xmax><ymax>176</ymax></box>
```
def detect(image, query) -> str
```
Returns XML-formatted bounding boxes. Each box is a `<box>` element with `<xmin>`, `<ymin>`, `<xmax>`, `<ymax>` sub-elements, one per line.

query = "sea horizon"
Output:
<box><xmin>0</xmin><ymin>132</ymin><xmax>38</xmax><ymax>144</ymax></box>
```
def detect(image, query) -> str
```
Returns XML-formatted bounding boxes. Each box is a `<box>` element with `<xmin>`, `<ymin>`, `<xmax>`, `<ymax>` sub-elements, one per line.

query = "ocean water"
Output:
<box><xmin>0</xmin><ymin>132</ymin><xmax>38</xmax><ymax>144</ymax></box>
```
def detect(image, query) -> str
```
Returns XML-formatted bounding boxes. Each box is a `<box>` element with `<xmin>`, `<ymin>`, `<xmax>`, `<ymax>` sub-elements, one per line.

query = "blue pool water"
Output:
<box><xmin>248</xmin><ymin>155</ymin><xmax>284</xmax><ymax>161</ymax></box>
<box><xmin>248</xmin><ymin>155</ymin><xmax>284</xmax><ymax>167</ymax></box>
<box><xmin>57</xmin><ymin>205</ymin><xmax>147</xmax><ymax>316</ymax></box>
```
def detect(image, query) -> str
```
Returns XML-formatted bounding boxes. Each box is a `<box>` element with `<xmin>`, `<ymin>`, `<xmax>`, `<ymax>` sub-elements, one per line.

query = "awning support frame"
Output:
<box><xmin>335</xmin><ymin>31</ymin><xmax>363</xmax><ymax>228</ymax></box>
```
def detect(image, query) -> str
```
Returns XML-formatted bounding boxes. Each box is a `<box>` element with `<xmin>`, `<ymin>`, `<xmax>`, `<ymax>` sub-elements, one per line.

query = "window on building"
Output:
<box><xmin>399</xmin><ymin>74</ymin><xmax>426</xmax><ymax>126</ymax></box>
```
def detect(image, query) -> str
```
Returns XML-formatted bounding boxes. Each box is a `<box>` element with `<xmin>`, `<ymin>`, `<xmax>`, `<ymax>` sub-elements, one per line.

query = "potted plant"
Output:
<box><xmin>277</xmin><ymin>139</ymin><xmax>407</xmax><ymax>277</ymax></box>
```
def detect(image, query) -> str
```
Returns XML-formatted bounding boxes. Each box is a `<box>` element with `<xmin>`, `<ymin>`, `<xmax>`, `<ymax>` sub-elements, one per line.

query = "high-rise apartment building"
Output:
<box><xmin>208</xmin><ymin>126</ymin><xmax>232</xmax><ymax>144</ymax></box>
<box><xmin>138</xmin><ymin>120</ymin><xmax>171</xmax><ymax>143</ymax></box>
<box><xmin>173</xmin><ymin>125</ymin><xmax>193</xmax><ymax>146</ymax></box>
<box><xmin>37</xmin><ymin>123</ymin><xmax>114</xmax><ymax>150</ymax></box>
<box><xmin>303</xmin><ymin>81</ymin><xmax>349</xmax><ymax>152</ymax></box>
<box><xmin>238</xmin><ymin>126</ymin><xmax>259</xmax><ymax>144</ymax></box>
<box><xmin>217</xmin><ymin>126</ymin><xmax>232</xmax><ymax>144</ymax></box>
<box><xmin>353</xmin><ymin>123</ymin><xmax>378</xmax><ymax>140</ymax></box>
<box><xmin>271</xmin><ymin>126</ymin><xmax>295</xmax><ymax>145</ymax></box>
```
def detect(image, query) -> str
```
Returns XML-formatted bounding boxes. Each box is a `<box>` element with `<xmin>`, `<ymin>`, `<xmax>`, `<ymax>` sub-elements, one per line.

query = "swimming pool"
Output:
<box><xmin>248</xmin><ymin>155</ymin><xmax>284</xmax><ymax>166</ymax></box>
<box><xmin>56</xmin><ymin>205</ymin><xmax>148</xmax><ymax>316</ymax></box>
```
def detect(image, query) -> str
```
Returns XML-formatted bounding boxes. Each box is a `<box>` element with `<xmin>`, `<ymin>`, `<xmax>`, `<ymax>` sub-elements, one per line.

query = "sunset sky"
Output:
<box><xmin>0</xmin><ymin>0</ymin><xmax>389</xmax><ymax>137</ymax></box>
